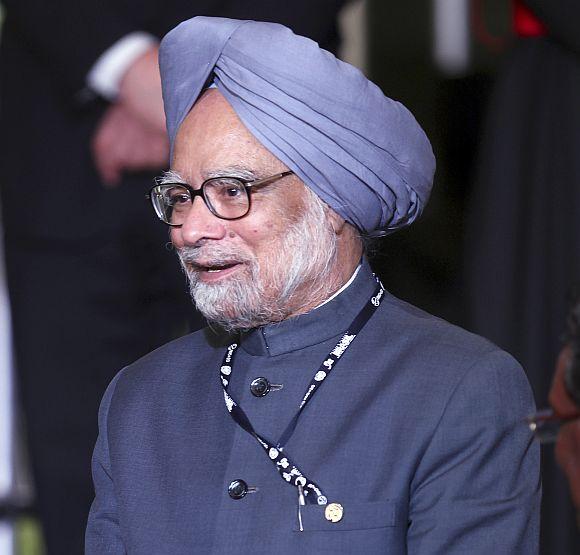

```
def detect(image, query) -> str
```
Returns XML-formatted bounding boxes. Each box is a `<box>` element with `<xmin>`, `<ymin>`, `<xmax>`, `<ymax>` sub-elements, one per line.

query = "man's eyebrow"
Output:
<box><xmin>157</xmin><ymin>170</ymin><xmax>187</xmax><ymax>185</ymax></box>
<box><xmin>205</xmin><ymin>166</ymin><xmax>257</xmax><ymax>181</ymax></box>
<box><xmin>158</xmin><ymin>166</ymin><xmax>259</xmax><ymax>187</ymax></box>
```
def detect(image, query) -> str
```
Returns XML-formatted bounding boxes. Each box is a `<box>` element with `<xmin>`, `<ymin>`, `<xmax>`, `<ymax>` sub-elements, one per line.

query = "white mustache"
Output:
<box><xmin>177</xmin><ymin>246</ymin><xmax>254</xmax><ymax>268</ymax></box>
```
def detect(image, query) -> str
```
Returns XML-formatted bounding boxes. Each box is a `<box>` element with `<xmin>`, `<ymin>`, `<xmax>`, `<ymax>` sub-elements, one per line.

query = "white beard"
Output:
<box><xmin>177</xmin><ymin>190</ymin><xmax>338</xmax><ymax>331</ymax></box>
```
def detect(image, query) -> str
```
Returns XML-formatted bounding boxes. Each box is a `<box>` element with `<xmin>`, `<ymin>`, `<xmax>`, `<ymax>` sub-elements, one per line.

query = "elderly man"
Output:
<box><xmin>86</xmin><ymin>17</ymin><xmax>540</xmax><ymax>554</ymax></box>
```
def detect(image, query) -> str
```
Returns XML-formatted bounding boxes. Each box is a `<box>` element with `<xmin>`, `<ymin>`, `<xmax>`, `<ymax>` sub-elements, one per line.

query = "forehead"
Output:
<box><xmin>172</xmin><ymin>90</ymin><xmax>282</xmax><ymax>178</ymax></box>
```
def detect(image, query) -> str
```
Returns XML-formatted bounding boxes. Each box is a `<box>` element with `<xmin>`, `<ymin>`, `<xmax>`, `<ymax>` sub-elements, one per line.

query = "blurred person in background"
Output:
<box><xmin>550</xmin><ymin>350</ymin><xmax>580</xmax><ymax>524</ymax></box>
<box><xmin>0</xmin><ymin>1</ymin><xmax>347</xmax><ymax>552</ymax></box>
<box><xmin>549</xmin><ymin>294</ymin><xmax>580</xmax><ymax>526</ymax></box>
<box><xmin>465</xmin><ymin>0</ymin><xmax>580</xmax><ymax>552</ymax></box>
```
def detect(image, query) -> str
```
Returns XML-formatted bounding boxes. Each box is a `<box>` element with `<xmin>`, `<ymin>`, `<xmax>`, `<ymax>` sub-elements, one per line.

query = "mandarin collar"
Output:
<box><xmin>240</xmin><ymin>258</ymin><xmax>378</xmax><ymax>357</ymax></box>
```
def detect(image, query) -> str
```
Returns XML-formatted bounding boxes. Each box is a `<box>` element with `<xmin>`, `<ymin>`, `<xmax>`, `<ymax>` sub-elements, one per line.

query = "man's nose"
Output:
<box><xmin>173</xmin><ymin>196</ymin><xmax>227</xmax><ymax>246</ymax></box>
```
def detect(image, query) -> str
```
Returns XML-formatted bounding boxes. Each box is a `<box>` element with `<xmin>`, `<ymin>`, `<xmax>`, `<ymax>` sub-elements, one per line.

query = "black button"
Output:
<box><xmin>250</xmin><ymin>377</ymin><xmax>270</xmax><ymax>397</ymax></box>
<box><xmin>228</xmin><ymin>479</ymin><xmax>248</xmax><ymax>500</ymax></box>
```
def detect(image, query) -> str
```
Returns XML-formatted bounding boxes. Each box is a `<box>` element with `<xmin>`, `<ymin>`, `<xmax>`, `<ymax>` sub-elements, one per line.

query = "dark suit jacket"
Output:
<box><xmin>86</xmin><ymin>260</ymin><xmax>540</xmax><ymax>554</ymax></box>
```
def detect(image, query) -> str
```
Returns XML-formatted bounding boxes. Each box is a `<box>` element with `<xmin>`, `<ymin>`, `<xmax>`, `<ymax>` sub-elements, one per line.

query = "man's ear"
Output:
<box><xmin>327</xmin><ymin>208</ymin><xmax>347</xmax><ymax>235</ymax></box>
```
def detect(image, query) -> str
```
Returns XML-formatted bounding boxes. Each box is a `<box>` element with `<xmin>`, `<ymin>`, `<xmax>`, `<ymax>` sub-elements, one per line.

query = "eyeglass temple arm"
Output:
<box><xmin>246</xmin><ymin>170</ymin><xmax>294</xmax><ymax>190</ymax></box>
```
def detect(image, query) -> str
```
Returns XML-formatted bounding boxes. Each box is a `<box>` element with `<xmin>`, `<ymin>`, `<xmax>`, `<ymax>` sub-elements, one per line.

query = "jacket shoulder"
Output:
<box><xmin>380</xmin><ymin>292</ymin><xmax>512</xmax><ymax>362</ymax></box>
<box><xmin>107</xmin><ymin>327</ymin><xmax>231</xmax><ymax>404</ymax></box>
<box><xmin>371</xmin><ymin>293</ymin><xmax>534</xmax><ymax>413</ymax></box>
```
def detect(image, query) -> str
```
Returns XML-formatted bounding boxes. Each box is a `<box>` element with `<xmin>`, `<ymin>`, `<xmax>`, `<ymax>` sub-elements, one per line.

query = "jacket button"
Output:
<box><xmin>228</xmin><ymin>479</ymin><xmax>248</xmax><ymax>499</ymax></box>
<box><xmin>250</xmin><ymin>377</ymin><xmax>270</xmax><ymax>397</ymax></box>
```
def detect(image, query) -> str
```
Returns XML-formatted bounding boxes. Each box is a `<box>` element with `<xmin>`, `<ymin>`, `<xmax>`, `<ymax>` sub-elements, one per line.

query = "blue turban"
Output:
<box><xmin>159</xmin><ymin>17</ymin><xmax>435</xmax><ymax>234</ymax></box>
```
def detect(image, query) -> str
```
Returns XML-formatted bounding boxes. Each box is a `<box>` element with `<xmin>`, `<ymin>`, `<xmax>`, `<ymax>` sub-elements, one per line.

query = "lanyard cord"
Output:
<box><xmin>219</xmin><ymin>278</ymin><xmax>385</xmax><ymax>505</ymax></box>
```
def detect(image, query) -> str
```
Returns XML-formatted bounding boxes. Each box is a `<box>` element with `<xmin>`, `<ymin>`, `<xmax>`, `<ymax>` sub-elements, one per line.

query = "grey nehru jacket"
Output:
<box><xmin>86</xmin><ymin>259</ymin><xmax>540</xmax><ymax>554</ymax></box>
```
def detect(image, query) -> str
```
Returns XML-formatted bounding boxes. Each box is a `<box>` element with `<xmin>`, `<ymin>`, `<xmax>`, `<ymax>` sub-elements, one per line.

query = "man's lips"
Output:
<box><xmin>189</xmin><ymin>260</ymin><xmax>240</xmax><ymax>271</ymax></box>
<box><xmin>187</xmin><ymin>260</ymin><xmax>244</xmax><ymax>281</ymax></box>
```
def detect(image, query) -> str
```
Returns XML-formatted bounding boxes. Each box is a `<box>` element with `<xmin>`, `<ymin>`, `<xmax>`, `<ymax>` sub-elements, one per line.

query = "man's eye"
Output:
<box><xmin>212</xmin><ymin>180</ymin><xmax>245</xmax><ymax>199</ymax></box>
<box><xmin>224</xmin><ymin>187</ymin><xmax>242</xmax><ymax>198</ymax></box>
<box><xmin>167</xmin><ymin>192</ymin><xmax>191</xmax><ymax>206</ymax></box>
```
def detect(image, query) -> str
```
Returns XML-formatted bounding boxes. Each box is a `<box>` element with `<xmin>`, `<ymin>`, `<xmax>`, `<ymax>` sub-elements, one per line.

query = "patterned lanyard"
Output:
<box><xmin>219</xmin><ymin>277</ymin><xmax>385</xmax><ymax>505</ymax></box>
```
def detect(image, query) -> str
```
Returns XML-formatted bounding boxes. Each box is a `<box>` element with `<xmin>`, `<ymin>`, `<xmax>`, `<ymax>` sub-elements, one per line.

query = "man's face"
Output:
<box><xmin>170</xmin><ymin>90</ymin><xmax>337</xmax><ymax>330</ymax></box>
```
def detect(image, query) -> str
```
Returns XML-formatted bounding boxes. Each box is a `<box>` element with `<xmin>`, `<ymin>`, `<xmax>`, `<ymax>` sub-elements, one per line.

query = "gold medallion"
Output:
<box><xmin>324</xmin><ymin>502</ymin><xmax>344</xmax><ymax>523</ymax></box>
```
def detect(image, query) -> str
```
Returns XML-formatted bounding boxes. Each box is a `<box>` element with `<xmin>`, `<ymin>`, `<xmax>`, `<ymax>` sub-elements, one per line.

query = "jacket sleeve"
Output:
<box><xmin>1</xmin><ymin>0</ymin><xmax>150</xmax><ymax>97</ymax></box>
<box><xmin>523</xmin><ymin>0</ymin><xmax>580</xmax><ymax>55</ymax></box>
<box><xmin>85</xmin><ymin>371</ymin><xmax>126</xmax><ymax>555</ymax></box>
<box><xmin>406</xmin><ymin>350</ymin><xmax>541</xmax><ymax>554</ymax></box>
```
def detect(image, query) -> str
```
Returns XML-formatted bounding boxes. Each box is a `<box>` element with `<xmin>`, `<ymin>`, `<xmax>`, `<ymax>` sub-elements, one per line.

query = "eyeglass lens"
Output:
<box><xmin>153</xmin><ymin>178</ymin><xmax>250</xmax><ymax>225</ymax></box>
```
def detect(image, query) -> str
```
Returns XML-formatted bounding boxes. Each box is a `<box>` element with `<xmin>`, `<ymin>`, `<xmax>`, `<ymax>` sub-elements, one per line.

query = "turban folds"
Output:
<box><xmin>159</xmin><ymin>17</ymin><xmax>435</xmax><ymax>234</ymax></box>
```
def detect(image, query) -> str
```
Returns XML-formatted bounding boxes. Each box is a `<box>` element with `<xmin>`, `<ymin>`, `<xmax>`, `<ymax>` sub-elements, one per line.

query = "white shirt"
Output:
<box><xmin>87</xmin><ymin>32</ymin><xmax>157</xmax><ymax>100</ymax></box>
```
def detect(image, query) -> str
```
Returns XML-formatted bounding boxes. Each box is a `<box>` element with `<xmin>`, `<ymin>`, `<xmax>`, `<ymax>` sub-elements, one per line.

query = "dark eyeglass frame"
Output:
<box><xmin>146</xmin><ymin>170</ymin><xmax>294</xmax><ymax>227</ymax></box>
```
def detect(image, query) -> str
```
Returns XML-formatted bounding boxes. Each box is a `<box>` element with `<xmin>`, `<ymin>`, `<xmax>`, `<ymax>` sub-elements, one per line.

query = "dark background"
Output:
<box><xmin>368</xmin><ymin>1</ymin><xmax>579</xmax><ymax>553</ymax></box>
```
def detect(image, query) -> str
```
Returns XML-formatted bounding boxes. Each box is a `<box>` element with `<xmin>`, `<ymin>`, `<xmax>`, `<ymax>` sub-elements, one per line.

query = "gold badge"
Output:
<box><xmin>324</xmin><ymin>502</ymin><xmax>344</xmax><ymax>523</ymax></box>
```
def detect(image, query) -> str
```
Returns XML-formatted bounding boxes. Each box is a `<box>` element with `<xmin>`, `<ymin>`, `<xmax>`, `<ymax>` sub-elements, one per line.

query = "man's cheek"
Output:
<box><xmin>170</xmin><ymin>229</ymin><xmax>183</xmax><ymax>247</ymax></box>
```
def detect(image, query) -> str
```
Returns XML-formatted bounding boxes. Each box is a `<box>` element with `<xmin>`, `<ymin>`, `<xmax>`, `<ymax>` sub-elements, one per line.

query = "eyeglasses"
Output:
<box><xmin>147</xmin><ymin>171</ymin><xmax>294</xmax><ymax>227</ymax></box>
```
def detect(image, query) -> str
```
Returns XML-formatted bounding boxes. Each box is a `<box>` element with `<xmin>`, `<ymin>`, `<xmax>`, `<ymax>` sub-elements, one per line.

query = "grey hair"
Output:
<box><xmin>157</xmin><ymin>169</ymin><xmax>187</xmax><ymax>185</ymax></box>
<box><xmin>270</xmin><ymin>185</ymin><xmax>338</xmax><ymax>306</ymax></box>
